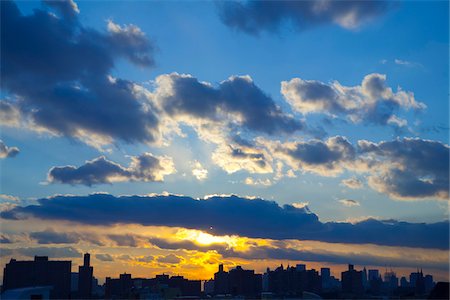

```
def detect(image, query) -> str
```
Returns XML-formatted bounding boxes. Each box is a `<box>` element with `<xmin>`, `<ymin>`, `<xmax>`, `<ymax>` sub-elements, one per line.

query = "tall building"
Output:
<box><xmin>214</xmin><ymin>264</ymin><xmax>229</xmax><ymax>295</ymax></box>
<box><xmin>384</xmin><ymin>270</ymin><xmax>399</xmax><ymax>290</ymax></box>
<box><xmin>362</xmin><ymin>267</ymin><xmax>368</xmax><ymax>289</ymax></box>
<box><xmin>2</xmin><ymin>256</ymin><xmax>71</xmax><ymax>299</ymax></box>
<box><xmin>78</xmin><ymin>253</ymin><xmax>93</xmax><ymax>299</ymax></box>
<box><xmin>204</xmin><ymin>279</ymin><xmax>215</xmax><ymax>295</ymax></box>
<box><xmin>228</xmin><ymin>265</ymin><xmax>262</xmax><ymax>298</ymax></box>
<box><xmin>424</xmin><ymin>274</ymin><xmax>434</xmax><ymax>293</ymax></box>
<box><xmin>341</xmin><ymin>264</ymin><xmax>364</xmax><ymax>296</ymax></box>
<box><xmin>267</xmin><ymin>264</ymin><xmax>321</xmax><ymax>296</ymax></box>
<box><xmin>410</xmin><ymin>269</ymin><xmax>425</xmax><ymax>295</ymax></box>
<box><xmin>368</xmin><ymin>269</ymin><xmax>379</xmax><ymax>281</ymax></box>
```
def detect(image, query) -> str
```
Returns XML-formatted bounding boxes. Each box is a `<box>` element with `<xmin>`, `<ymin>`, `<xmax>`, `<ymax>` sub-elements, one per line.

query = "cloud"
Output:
<box><xmin>212</xmin><ymin>142</ymin><xmax>273</xmax><ymax>174</ymax></box>
<box><xmin>136</xmin><ymin>255</ymin><xmax>154</xmax><ymax>263</ymax></box>
<box><xmin>281</xmin><ymin>73</ymin><xmax>425</xmax><ymax>127</ymax></box>
<box><xmin>157</xmin><ymin>253</ymin><xmax>182</xmax><ymax>264</ymax></box>
<box><xmin>29</xmin><ymin>229</ymin><xmax>81</xmax><ymax>244</ymax></box>
<box><xmin>0</xmin><ymin>101</ymin><xmax>21</xmax><ymax>127</ymax></box>
<box><xmin>244</xmin><ymin>177</ymin><xmax>272</xmax><ymax>186</ymax></box>
<box><xmin>0</xmin><ymin>194</ymin><xmax>20</xmax><ymax>202</ymax></box>
<box><xmin>28</xmin><ymin>229</ymin><xmax>104</xmax><ymax>246</ymax></box>
<box><xmin>47</xmin><ymin>153</ymin><xmax>175</xmax><ymax>186</ymax></box>
<box><xmin>359</xmin><ymin>138</ymin><xmax>449</xmax><ymax>200</ymax></box>
<box><xmin>2</xmin><ymin>193</ymin><xmax>448</xmax><ymax>249</ymax></box>
<box><xmin>394</xmin><ymin>59</ymin><xmax>422</xmax><ymax>68</ymax></box>
<box><xmin>152</xmin><ymin>73</ymin><xmax>303</xmax><ymax>136</ymax></box>
<box><xmin>338</xmin><ymin>199</ymin><xmax>360</xmax><ymax>207</ymax></box>
<box><xmin>274</xmin><ymin>136</ymin><xmax>356</xmax><ymax>176</ymax></box>
<box><xmin>149</xmin><ymin>237</ymin><xmax>228</xmax><ymax>253</ymax></box>
<box><xmin>218</xmin><ymin>0</ymin><xmax>390</xmax><ymax>35</ymax></box>
<box><xmin>1</xmin><ymin>1</ymin><xmax>159</xmax><ymax>148</ymax></box>
<box><xmin>0</xmin><ymin>140</ymin><xmax>19</xmax><ymax>158</ymax></box>
<box><xmin>107</xmin><ymin>234</ymin><xmax>140</xmax><ymax>247</ymax></box>
<box><xmin>191</xmin><ymin>161</ymin><xmax>208</xmax><ymax>181</ymax></box>
<box><xmin>95</xmin><ymin>253</ymin><xmax>114</xmax><ymax>262</ymax></box>
<box><xmin>272</xmin><ymin>136</ymin><xmax>448</xmax><ymax>200</ymax></box>
<box><xmin>0</xmin><ymin>234</ymin><xmax>13</xmax><ymax>244</ymax></box>
<box><xmin>43</xmin><ymin>0</ymin><xmax>79</xmax><ymax>20</ymax></box>
<box><xmin>341</xmin><ymin>177</ymin><xmax>363</xmax><ymax>189</ymax></box>
<box><xmin>14</xmin><ymin>246</ymin><xmax>82</xmax><ymax>258</ymax></box>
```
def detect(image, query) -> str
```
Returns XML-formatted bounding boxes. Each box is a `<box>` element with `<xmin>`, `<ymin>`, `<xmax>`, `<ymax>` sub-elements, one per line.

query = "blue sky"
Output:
<box><xmin>0</xmin><ymin>0</ymin><xmax>449</xmax><ymax>280</ymax></box>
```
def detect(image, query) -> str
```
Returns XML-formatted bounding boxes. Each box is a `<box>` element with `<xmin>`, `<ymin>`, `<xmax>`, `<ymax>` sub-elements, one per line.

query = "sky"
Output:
<box><xmin>0</xmin><ymin>0</ymin><xmax>449</xmax><ymax>283</ymax></box>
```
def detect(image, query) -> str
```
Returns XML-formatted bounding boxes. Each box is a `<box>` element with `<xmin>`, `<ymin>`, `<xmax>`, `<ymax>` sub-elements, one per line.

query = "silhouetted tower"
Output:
<box><xmin>78</xmin><ymin>253</ymin><xmax>93</xmax><ymax>299</ymax></box>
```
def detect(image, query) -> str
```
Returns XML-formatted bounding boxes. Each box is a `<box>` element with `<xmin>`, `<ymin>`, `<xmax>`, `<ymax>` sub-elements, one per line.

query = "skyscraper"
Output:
<box><xmin>341</xmin><ymin>264</ymin><xmax>364</xmax><ymax>296</ymax></box>
<box><xmin>78</xmin><ymin>253</ymin><xmax>93</xmax><ymax>299</ymax></box>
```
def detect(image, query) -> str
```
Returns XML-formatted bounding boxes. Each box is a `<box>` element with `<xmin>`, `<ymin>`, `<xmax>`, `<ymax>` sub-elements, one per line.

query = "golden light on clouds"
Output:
<box><xmin>1</xmin><ymin>218</ymin><xmax>448</xmax><ymax>282</ymax></box>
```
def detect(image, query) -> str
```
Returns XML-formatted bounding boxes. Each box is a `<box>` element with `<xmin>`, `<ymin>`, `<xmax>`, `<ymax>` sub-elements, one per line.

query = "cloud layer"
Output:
<box><xmin>269</xmin><ymin>137</ymin><xmax>448</xmax><ymax>200</ymax></box>
<box><xmin>359</xmin><ymin>138</ymin><xmax>449</xmax><ymax>200</ymax></box>
<box><xmin>1</xmin><ymin>1</ymin><xmax>159</xmax><ymax>147</ymax></box>
<box><xmin>152</xmin><ymin>73</ymin><xmax>303</xmax><ymax>136</ymax></box>
<box><xmin>281</xmin><ymin>73</ymin><xmax>425</xmax><ymax>127</ymax></box>
<box><xmin>48</xmin><ymin>153</ymin><xmax>175</xmax><ymax>186</ymax></box>
<box><xmin>218</xmin><ymin>0</ymin><xmax>390</xmax><ymax>35</ymax></box>
<box><xmin>2</xmin><ymin>194</ymin><xmax>448</xmax><ymax>249</ymax></box>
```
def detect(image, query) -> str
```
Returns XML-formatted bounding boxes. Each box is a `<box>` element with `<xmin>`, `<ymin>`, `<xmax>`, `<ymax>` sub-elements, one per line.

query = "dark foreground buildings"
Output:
<box><xmin>213</xmin><ymin>264</ymin><xmax>262</xmax><ymax>298</ymax></box>
<box><xmin>1</xmin><ymin>254</ymin><xmax>448</xmax><ymax>299</ymax></box>
<box><xmin>78</xmin><ymin>253</ymin><xmax>94</xmax><ymax>299</ymax></box>
<box><xmin>2</xmin><ymin>256</ymin><xmax>71</xmax><ymax>299</ymax></box>
<box><xmin>105</xmin><ymin>273</ymin><xmax>201</xmax><ymax>299</ymax></box>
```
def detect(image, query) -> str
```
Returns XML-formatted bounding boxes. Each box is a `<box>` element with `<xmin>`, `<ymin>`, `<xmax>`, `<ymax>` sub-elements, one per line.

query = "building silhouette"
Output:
<box><xmin>213</xmin><ymin>264</ymin><xmax>229</xmax><ymax>295</ymax></box>
<box><xmin>266</xmin><ymin>264</ymin><xmax>321</xmax><ymax>297</ymax></box>
<box><xmin>0</xmin><ymin>253</ymin><xmax>445</xmax><ymax>300</ymax></box>
<box><xmin>78</xmin><ymin>253</ymin><xmax>94</xmax><ymax>299</ymax></box>
<box><xmin>341</xmin><ymin>264</ymin><xmax>364</xmax><ymax>296</ymax></box>
<box><xmin>2</xmin><ymin>256</ymin><xmax>71</xmax><ymax>299</ymax></box>
<box><xmin>105</xmin><ymin>273</ymin><xmax>133</xmax><ymax>299</ymax></box>
<box><xmin>213</xmin><ymin>264</ymin><xmax>261</xmax><ymax>297</ymax></box>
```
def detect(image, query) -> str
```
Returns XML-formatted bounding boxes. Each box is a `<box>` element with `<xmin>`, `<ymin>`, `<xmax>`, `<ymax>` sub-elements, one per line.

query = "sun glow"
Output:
<box><xmin>175</xmin><ymin>229</ymin><xmax>237</xmax><ymax>246</ymax></box>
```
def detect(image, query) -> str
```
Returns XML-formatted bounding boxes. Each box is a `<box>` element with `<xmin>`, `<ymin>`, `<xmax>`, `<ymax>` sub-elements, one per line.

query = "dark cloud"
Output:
<box><xmin>359</xmin><ymin>138</ymin><xmax>449</xmax><ymax>200</ymax></box>
<box><xmin>157</xmin><ymin>253</ymin><xmax>182</xmax><ymax>264</ymax></box>
<box><xmin>287</xmin><ymin>136</ymin><xmax>354</xmax><ymax>165</ymax></box>
<box><xmin>282</xmin><ymin>74</ymin><xmax>425</xmax><ymax>127</ymax></box>
<box><xmin>0</xmin><ymin>140</ymin><xmax>19</xmax><ymax>159</ymax></box>
<box><xmin>2</xmin><ymin>194</ymin><xmax>448</xmax><ymax>249</ymax></box>
<box><xmin>107</xmin><ymin>234</ymin><xmax>140</xmax><ymax>247</ymax></box>
<box><xmin>95</xmin><ymin>253</ymin><xmax>114</xmax><ymax>262</ymax></box>
<box><xmin>1</xmin><ymin>1</ymin><xmax>158</xmax><ymax>146</ymax></box>
<box><xmin>218</xmin><ymin>0</ymin><xmax>390</xmax><ymax>35</ymax></box>
<box><xmin>48</xmin><ymin>153</ymin><xmax>175</xmax><ymax>186</ymax></box>
<box><xmin>43</xmin><ymin>0</ymin><xmax>79</xmax><ymax>21</ymax></box>
<box><xmin>136</xmin><ymin>256</ymin><xmax>153</xmax><ymax>263</ymax></box>
<box><xmin>276</xmin><ymin>136</ymin><xmax>356</xmax><ymax>176</ymax></box>
<box><xmin>28</xmin><ymin>229</ymin><xmax>104</xmax><ymax>246</ymax></box>
<box><xmin>30</xmin><ymin>229</ymin><xmax>81</xmax><ymax>244</ymax></box>
<box><xmin>0</xmin><ymin>234</ymin><xmax>13</xmax><ymax>244</ymax></box>
<box><xmin>154</xmin><ymin>73</ymin><xmax>303</xmax><ymax>135</ymax></box>
<box><xmin>0</xmin><ymin>248</ymin><xmax>13</xmax><ymax>257</ymax></box>
<box><xmin>16</xmin><ymin>246</ymin><xmax>82</xmax><ymax>258</ymax></box>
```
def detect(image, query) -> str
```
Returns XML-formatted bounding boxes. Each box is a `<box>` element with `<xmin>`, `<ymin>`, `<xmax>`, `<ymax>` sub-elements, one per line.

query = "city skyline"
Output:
<box><xmin>2</xmin><ymin>253</ymin><xmax>445</xmax><ymax>299</ymax></box>
<box><xmin>0</xmin><ymin>0</ymin><xmax>449</xmax><ymax>291</ymax></box>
